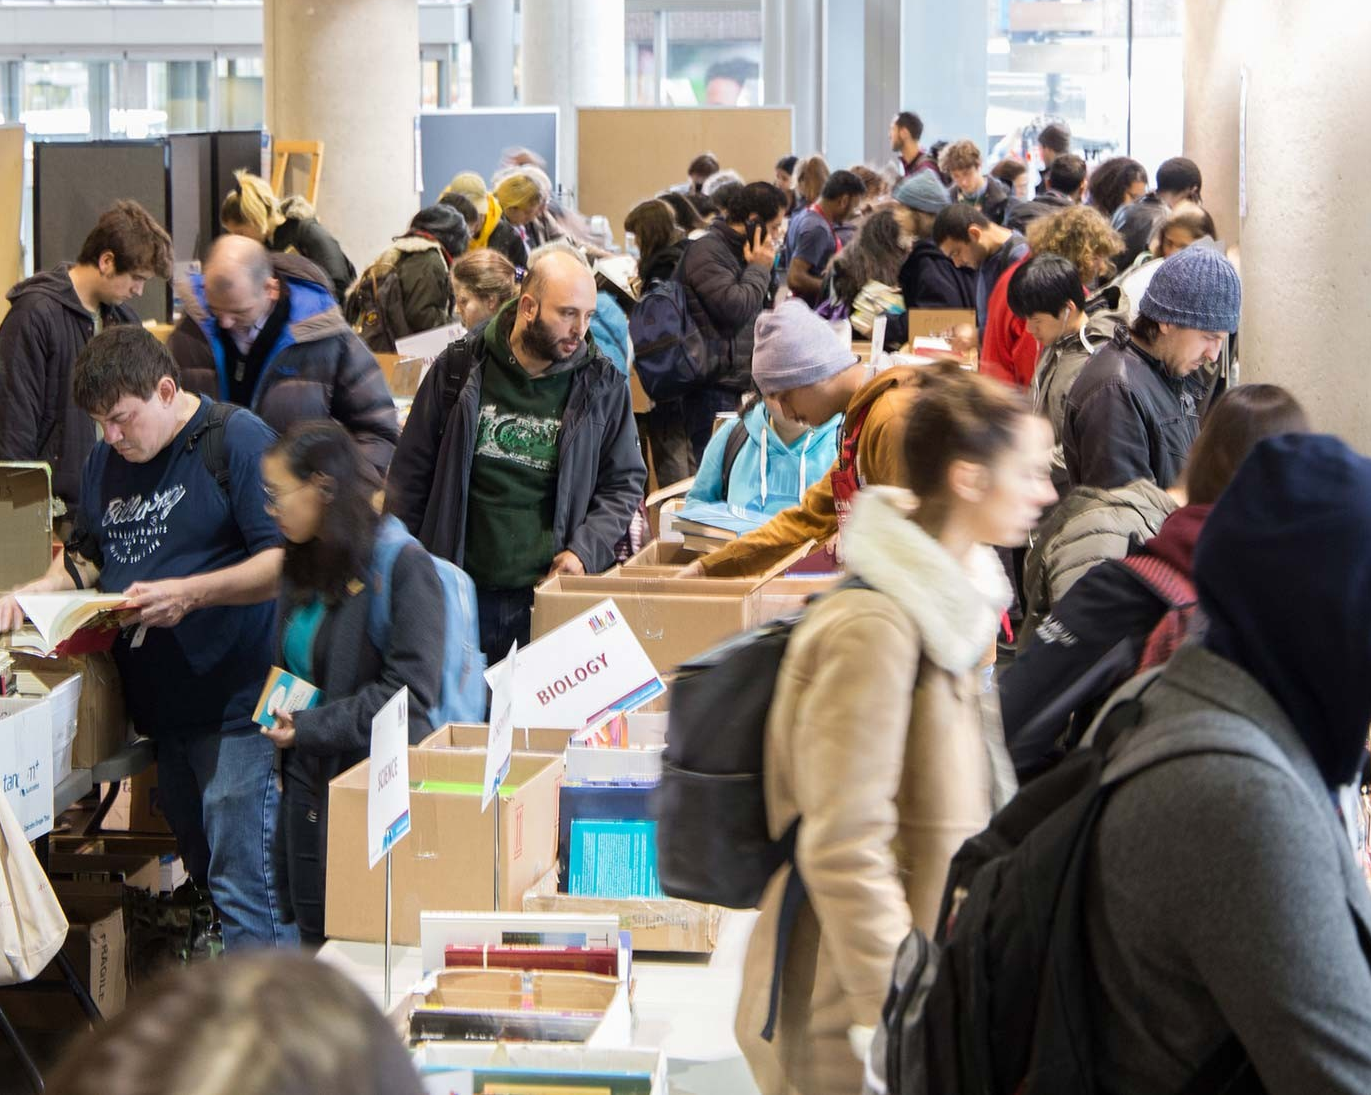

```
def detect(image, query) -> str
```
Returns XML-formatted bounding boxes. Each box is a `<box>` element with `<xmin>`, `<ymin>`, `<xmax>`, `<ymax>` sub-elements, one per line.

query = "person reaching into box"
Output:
<box><xmin>256</xmin><ymin>421</ymin><xmax>445</xmax><ymax>947</ymax></box>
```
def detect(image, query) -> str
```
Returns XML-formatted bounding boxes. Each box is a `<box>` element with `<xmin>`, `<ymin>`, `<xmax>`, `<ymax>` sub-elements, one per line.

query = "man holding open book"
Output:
<box><xmin>0</xmin><ymin>325</ymin><xmax>296</xmax><ymax>950</ymax></box>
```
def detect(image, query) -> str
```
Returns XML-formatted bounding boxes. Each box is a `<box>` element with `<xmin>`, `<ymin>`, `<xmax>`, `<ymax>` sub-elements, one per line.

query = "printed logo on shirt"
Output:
<box><xmin>101</xmin><ymin>485</ymin><xmax>188</xmax><ymax>564</ymax></box>
<box><xmin>474</xmin><ymin>403</ymin><xmax>560</xmax><ymax>472</ymax></box>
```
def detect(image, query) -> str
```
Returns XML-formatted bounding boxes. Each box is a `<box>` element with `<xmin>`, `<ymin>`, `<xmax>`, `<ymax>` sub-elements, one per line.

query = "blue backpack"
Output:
<box><xmin>628</xmin><ymin>276</ymin><xmax>710</xmax><ymax>402</ymax></box>
<box><xmin>366</xmin><ymin>515</ymin><xmax>487</xmax><ymax>726</ymax></box>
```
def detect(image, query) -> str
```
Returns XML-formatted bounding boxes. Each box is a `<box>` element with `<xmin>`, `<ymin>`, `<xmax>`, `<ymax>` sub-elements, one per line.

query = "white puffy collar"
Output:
<box><xmin>843</xmin><ymin>487</ymin><xmax>1011</xmax><ymax>674</ymax></box>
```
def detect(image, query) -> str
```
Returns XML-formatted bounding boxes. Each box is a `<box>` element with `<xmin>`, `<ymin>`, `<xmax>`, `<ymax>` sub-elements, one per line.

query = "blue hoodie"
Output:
<box><xmin>685</xmin><ymin>401</ymin><xmax>841</xmax><ymax>516</ymax></box>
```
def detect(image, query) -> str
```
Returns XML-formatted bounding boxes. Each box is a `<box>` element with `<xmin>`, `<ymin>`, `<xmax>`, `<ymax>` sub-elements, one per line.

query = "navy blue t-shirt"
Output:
<box><xmin>784</xmin><ymin>207</ymin><xmax>840</xmax><ymax>300</ymax></box>
<box><xmin>77</xmin><ymin>396</ymin><xmax>281</xmax><ymax>736</ymax></box>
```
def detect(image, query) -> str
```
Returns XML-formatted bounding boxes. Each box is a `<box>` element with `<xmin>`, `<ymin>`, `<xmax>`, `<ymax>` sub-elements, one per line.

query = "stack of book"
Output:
<box><xmin>671</xmin><ymin>501</ymin><xmax>769</xmax><ymax>554</ymax></box>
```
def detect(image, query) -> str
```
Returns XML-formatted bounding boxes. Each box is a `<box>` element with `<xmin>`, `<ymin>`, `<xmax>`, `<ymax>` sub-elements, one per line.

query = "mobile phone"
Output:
<box><xmin>745</xmin><ymin>215</ymin><xmax>764</xmax><ymax>241</ymax></box>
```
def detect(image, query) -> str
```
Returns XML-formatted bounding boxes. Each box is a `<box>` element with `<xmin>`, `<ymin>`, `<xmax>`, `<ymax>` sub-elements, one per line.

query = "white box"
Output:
<box><xmin>0</xmin><ymin>696</ymin><xmax>54</xmax><ymax>840</ymax></box>
<box><xmin>566</xmin><ymin>713</ymin><xmax>667</xmax><ymax>784</ymax></box>
<box><xmin>40</xmin><ymin>671</ymin><xmax>81</xmax><ymax>785</ymax></box>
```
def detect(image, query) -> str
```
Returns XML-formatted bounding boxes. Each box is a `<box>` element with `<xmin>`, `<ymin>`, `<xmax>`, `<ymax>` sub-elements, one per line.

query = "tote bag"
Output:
<box><xmin>0</xmin><ymin>791</ymin><xmax>68</xmax><ymax>986</ymax></box>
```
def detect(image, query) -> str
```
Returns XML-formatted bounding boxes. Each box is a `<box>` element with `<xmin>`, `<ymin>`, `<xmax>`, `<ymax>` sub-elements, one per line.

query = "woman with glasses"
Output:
<box><xmin>257</xmin><ymin>420</ymin><xmax>445</xmax><ymax>946</ymax></box>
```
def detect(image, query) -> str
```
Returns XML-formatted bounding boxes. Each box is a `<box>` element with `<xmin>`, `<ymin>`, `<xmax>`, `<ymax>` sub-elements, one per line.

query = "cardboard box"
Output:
<box><xmin>325</xmin><ymin>750</ymin><xmax>562</xmax><ymax>946</ymax></box>
<box><xmin>52</xmin><ymin>834</ymin><xmax>186</xmax><ymax>894</ymax></box>
<box><xmin>14</xmin><ymin>652</ymin><xmax>129</xmax><ymax>770</ymax></box>
<box><xmin>0</xmin><ymin>462</ymin><xmax>55</xmax><ymax>592</ymax></box>
<box><xmin>46</xmin><ymin>851</ymin><xmax>161</xmax><ymax>894</ymax></box>
<box><xmin>422</xmin><ymin>722</ymin><xmax>574</xmax><ymax>756</ymax></box>
<box><xmin>566</xmin><ymin>712</ymin><xmax>666</xmax><ymax>784</ymax></box>
<box><xmin>523</xmin><ymin>871</ymin><xmax>722</xmax><ymax>954</ymax></box>
<box><xmin>407</xmin><ymin>967</ymin><xmax>622</xmax><ymax>1044</ymax></box>
<box><xmin>0</xmin><ymin>695</ymin><xmax>54</xmax><ymax>840</ymax></box>
<box><xmin>103</xmin><ymin>764</ymin><xmax>171</xmax><ymax>834</ymax></box>
<box><xmin>43</xmin><ymin>886</ymin><xmax>127</xmax><ymax>1017</ymax></box>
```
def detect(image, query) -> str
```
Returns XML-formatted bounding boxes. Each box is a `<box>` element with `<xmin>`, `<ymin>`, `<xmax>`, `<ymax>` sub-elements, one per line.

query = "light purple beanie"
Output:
<box><xmin>751</xmin><ymin>298</ymin><xmax>857</xmax><ymax>395</ymax></box>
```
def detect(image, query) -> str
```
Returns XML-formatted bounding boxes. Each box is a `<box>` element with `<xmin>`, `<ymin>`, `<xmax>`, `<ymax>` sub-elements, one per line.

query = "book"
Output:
<box><xmin>443</xmin><ymin>945</ymin><xmax>620</xmax><ymax>977</ymax></box>
<box><xmin>252</xmin><ymin>666</ymin><xmax>322</xmax><ymax>729</ymax></box>
<box><xmin>4</xmin><ymin>591</ymin><xmax>132</xmax><ymax>658</ymax></box>
<box><xmin>672</xmin><ymin>500</ymin><xmax>770</xmax><ymax>540</ymax></box>
<box><xmin>568</xmin><ymin>819</ymin><xmax>663</xmax><ymax>900</ymax></box>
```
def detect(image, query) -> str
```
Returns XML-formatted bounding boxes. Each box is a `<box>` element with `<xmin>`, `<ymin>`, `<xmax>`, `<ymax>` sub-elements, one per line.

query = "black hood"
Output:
<box><xmin>5</xmin><ymin>263</ymin><xmax>99</xmax><ymax>319</ymax></box>
<box><xmin>1195</xmin><ymin>433</ymin><xmax>1371</xmax><ymax>788</ymax></box>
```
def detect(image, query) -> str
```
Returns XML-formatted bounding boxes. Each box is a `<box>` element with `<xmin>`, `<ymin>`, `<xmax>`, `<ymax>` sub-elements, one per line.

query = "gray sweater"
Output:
<box><xmin>1086</xmin><ymin>644</ymin><xmax>1371</xmax><ymax>1094</ymax></box>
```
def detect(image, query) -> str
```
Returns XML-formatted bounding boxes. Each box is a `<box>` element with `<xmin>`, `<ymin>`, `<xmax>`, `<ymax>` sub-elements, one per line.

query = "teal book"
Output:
<box><xmin>568</xmin><ymin>818</ymin><xmax>664</xmax><ymax>899</ymax></box>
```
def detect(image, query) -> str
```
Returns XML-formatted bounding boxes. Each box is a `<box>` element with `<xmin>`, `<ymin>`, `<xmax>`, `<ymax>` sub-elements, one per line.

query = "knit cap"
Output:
<box><xmin>893</xmin><ymin>172</ymin><xmax>952</xmax><ymax>214</ymax></box>
<box><xmin>751</xmin><ymin>298</ymin><xmax>858</xmax><ymax>395</ymax></box>
<box><xmin>1139</xmin><ymin>245</ymin><xmax>1241</xmax><ymax>332</ymax></box>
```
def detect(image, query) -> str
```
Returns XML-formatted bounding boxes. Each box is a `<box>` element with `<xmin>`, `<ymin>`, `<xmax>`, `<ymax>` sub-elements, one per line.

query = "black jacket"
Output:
<box><xmin>639</xmin><ymin>241</ymin><xmax>687</xmax><ymax>291</ymax></box>
<box><xmin>487</xmin><ymin>217</ymin><xmax>529</xmax><ymax>268</ymax></box>
<box><xmin>270</xmin><ymin>199</ymin><xmax>357</xmax><ymax>304</ymax></box>
<box><xmin>0</xmin><ymin>265</ymin><xmax>138</xmax><ymax>504</ymax></box>
<box><xmin>883</xmin><ymin>240</ymin><xmax>977</xmax><ymax>349</ymax></box>
<box><xmin>1062</xmin><ymin>327</ymin><xmax>1205</xmax><ymax>490</ymax></box>
<box><xmin>678</xmin><ymin>220</ymin><xmax>772</xmax><ymax>392</ymax></box>
<box><xmin>977</xmin><ymin>174</ymin><xmax>1014</xmax><ymax>227</ymax></box>
<box><xmin>384</xmin><ymin>318</ymin><xmax>647</xmax><ymax>577</ymax></box>
<box><xmin>171</xmin><ymin>254</ymin><xmax>399</xmax><ymax>478</ymax></box>
<box><xmin>270</xmin><ymin>537</ymin><xmax>444</xmax><ymax>914</ymax></box>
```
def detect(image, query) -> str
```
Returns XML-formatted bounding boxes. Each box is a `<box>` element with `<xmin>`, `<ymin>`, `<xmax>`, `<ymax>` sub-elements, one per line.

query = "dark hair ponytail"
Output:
<box><xmin>267</xmin><ymin>421</ymin><xmax>381</xmax><ymax>606</ymax></box>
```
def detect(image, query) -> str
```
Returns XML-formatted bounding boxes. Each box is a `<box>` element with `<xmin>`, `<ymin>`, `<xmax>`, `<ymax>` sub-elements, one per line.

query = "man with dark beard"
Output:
<box><xmin>385</xmin><ymin>248</ymin><xmax>646</xmax><ymax>663</ymax></box>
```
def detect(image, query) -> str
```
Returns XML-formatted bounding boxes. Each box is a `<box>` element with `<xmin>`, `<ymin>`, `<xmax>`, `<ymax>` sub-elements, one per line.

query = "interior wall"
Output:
<box><xmin>1185</xmin><ymin>0</ymin><xmax>1371</xmax><ymax>451</ymax></box>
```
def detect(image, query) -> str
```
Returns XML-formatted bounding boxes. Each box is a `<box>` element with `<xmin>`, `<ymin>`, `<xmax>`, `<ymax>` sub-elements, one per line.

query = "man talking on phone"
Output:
<box><xmin>676</xmin><ymin>180</ymin><xmax>788</xmax><ymax>463</ymax></box>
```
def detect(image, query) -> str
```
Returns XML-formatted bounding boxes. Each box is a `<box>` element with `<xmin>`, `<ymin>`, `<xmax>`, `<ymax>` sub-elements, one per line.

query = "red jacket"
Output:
<box><xmin>980</xmin><ymin>256</ymin><xmax>1039</xmax><ymax>389</ymax></box>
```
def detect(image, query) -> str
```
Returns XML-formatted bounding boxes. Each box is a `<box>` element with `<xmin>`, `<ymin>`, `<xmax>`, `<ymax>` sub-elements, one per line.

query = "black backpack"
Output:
<box><xmin>863</xmin><ymin>684</ymin><xmax>1266</xmax><ymax>1095</ymax></box>
<box><xmin>185</xmin><ymin>402</ymin><xmax>242</xmax><ymax>494</ymax></box>
<box><xmin>653</xmin><ymin>578</ymin><xmax>865</xmax><ymax>909</ymax></box>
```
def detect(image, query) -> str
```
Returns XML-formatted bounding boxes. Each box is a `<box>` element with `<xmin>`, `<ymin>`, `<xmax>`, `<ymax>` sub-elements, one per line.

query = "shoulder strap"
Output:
<box><xmin>1119</xmin><ymin>553</ymin><xmax>1197</xmax><ymax>609</ymax></box>
<box><xmin>437</xmin><ymin>334</ymin><xmax>479</xmax><ymax>426</ymax></box>
<box><xmin>719</xmin><ymin>416</ymin><xmax>750</xmax><ymax>490</ymax></box>
<box><xmin>366</xmin><ymin>515</ymin><xmax>414</xmax><ymax>651</ymax></box>
<box><xmin>186</xmin><ymin>402</ymin><xmax>241</xmax><ymax>494</ymax></box>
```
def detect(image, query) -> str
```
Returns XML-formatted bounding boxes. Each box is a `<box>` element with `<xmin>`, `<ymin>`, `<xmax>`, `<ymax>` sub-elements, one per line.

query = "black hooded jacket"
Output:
<box><xmin>0</xmin><ymin>264</ymin><xmax>139</xmax><ymax>504</ymax></box>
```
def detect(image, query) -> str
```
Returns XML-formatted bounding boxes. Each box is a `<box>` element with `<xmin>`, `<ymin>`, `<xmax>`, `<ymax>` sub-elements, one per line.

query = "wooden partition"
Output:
<box><xmin>576</xmin><ymin>107</ymin><xmax>793</xmax><ymax>244</ymax></box>
<box><xmin>0</xmin><ymin>125</ymin><xmax>25</xmax><ymax>323</ymax></box>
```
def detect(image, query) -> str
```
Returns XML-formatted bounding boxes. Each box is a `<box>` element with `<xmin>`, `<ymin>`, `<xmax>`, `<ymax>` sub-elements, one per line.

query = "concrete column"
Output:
<box><xmin>521</xmin><ymin>0</ymin><xmax>624</xmax><ymax>201</ymax></box>
<box><xmin>821</xmin><ymin>0</ymin><xmax>864</xmax><ymax>169</ymax></box>
<box><xmin>900</xmin><ymin>0</ymin><xmax>986</xmax><ymax>150</ymax></box>
<box><xmin>762</xmin><ymin>0</ymin><xmax>821</xmax><ymax>159</ymax></box>
<box><xmin>264</xmin><ymin>0</ymin><xmax>419</xmax><ymax>272</ymax></box>
<box><xmin>471</xmin><ymin>0</ymin><xmax>515</xmax><ymax>108</ymax></box>
<box><xmin>863</xmin><ymin>0</ymin><xmax>902</xmax><ymax>164</ymax></box>
<box><xmin>1184</xmin><ymin>0</ymin><xmax>1371</xmax><ymax>449</ymax></box>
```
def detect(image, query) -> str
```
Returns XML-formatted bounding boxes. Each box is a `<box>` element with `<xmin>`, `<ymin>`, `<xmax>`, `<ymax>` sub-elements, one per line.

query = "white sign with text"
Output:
<box><xmin>367</xmin><ymin>687</ymin><xmax>411</xmax><ymax>869</ymax></box>
<box><xmin>484</xmin><ymin>599</ymin><xmax>665</xmax><ymax>730</ymax></box>
<box><xmin>483</xmin><ymin>640</ymin><xmax>516</xmax><ymax>812</ymax></box>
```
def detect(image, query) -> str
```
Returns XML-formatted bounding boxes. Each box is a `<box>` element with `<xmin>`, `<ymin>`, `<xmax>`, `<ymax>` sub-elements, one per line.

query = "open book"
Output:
<box><xmin>5</xmin><ymin>591</ymin><xmax>132</xmax><ymax>658</ymax></box>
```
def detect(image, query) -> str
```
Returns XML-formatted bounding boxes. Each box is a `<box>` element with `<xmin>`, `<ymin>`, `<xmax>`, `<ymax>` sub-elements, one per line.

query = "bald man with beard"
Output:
<box><xmin>385</xmin><ymin>247</ymin><xmax>646</xmax><ymax>664</ymax></box>
<box><xmin>169</xmin><ymin>234</ymin><xmax>398</xmax><ymax>476</ymax></box>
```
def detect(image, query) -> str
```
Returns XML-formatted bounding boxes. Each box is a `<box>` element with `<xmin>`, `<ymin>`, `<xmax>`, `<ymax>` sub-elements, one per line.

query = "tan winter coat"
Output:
<box><xmin>735</xmin><ymin>487</ymin><xmax>1017</xmax><ymax>1095</ymax></box>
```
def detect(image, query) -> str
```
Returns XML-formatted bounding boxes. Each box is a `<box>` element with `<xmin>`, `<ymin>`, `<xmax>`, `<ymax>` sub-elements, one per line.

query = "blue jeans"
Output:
<box><xmin>154</xmin><ymin>726</ymin><xmax>299</xmax><ymax>950</ymax></box>
<box><xmin>477</xmin><ymin>586</ymin><xmax>536</xmax><ymax>671</ymax></box>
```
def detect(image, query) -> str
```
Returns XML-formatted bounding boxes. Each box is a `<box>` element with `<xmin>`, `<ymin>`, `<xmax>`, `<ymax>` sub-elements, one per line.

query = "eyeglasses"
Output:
<box><xmin>262</xmin><ymin>482</ymin><xmax>309</xmax><ymax>514</ymax></box>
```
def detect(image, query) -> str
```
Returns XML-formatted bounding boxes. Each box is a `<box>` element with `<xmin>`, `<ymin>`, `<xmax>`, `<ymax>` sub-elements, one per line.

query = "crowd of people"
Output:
<box><xmin>0</xmin><ymin>106</ymin><xmax>1367</xmax><ymax>1095</ymax></box>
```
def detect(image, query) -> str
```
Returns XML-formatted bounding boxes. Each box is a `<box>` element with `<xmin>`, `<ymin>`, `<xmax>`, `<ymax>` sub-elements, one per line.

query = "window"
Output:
<box><xmin>987</xmin><ymin>0</ymin><xmax>1183</xmax><ymax>182</ymax></box>
<box><xmin>626</xmin><ymin>6</ymin><xmax>763</xmax><ymax>106</ymax></box>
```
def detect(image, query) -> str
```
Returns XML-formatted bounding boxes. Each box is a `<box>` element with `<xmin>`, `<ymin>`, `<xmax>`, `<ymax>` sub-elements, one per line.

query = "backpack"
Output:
<box><xmin>863</xmin><ymin>688</ymin><xmax>1260</xmax><ymax>1095</ymax></box>
<box><xmin>1010</xmin><ymin>552</ymin><xmax>1201</xmax><ymax>779</ymax></box>
<box><xmin>719</xmin><ymin>416</ymin><xmax>750</xmax><ymax>492</ymax></box>
<box><xmin>1118</xmin><ymin>553</ymin><xmax>1198</xmax><ymax>671</ymax></box>
<box><xmin>628</xmin><ymin>277</ymin><xmax>710</xmax><ymax>402</ymax></box>
<box><xmin>653</xmin><ymin>578</ymin><xmax>866</xmax><ymax>910</ymax></box>
<box><xmin>345</xmin><ymin>257</ymin><xmax>408</xmax><ymax>353</ymax></box>
<box><xmin>366</xmin><ymin>514</ymin><xmax>487</xmax><ymax>727</ymax></box>
<box><xmin>185</xmin><ymin>402</ymin><xmax>242</xmax><ymax>494</ymax></box>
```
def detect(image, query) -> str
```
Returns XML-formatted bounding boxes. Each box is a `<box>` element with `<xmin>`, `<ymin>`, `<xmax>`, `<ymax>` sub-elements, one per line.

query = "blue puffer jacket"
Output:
<box><xmin>685</xmin><ymin>400</ymin><xmax>841</xmax><ymax>516</ymax></box>
<box><xmin>170</xmin><ymin>254</ymin><xmax>399</xmax><ymax>476</ymax></box>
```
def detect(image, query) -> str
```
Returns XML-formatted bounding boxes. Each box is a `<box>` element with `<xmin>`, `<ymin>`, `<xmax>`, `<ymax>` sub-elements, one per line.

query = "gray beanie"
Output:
<box><xmin>893</xmin><ymin>173</ymin><xmax>952</xmax><ymax>214</ymax></box>
<box><xmin>751</xmin><ymin>299</ymin><xmax>857</xmax><ymax>395</ymax></box>
<box><xmin>1139</xmin><ymin>245</ymin><xmax>1242</xmax><ymax>332</ymax></box>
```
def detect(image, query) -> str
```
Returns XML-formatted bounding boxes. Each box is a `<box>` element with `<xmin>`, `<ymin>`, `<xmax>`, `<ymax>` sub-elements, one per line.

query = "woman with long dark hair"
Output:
<box><xmin>258</xmin><ymin>420</ymin><xmax>445</xmax><ymax>946</ymax></box>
